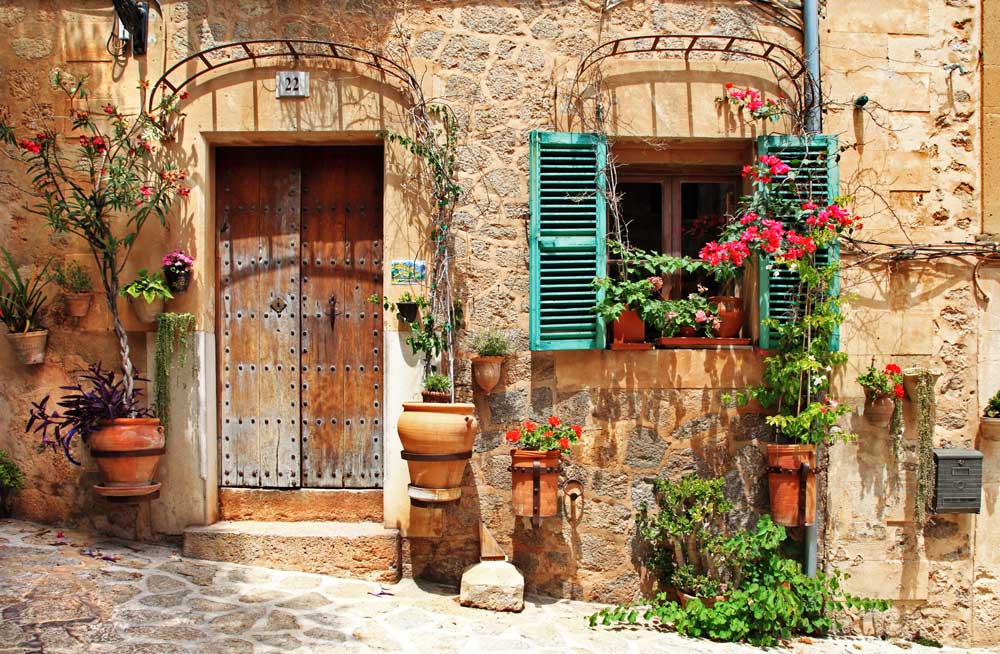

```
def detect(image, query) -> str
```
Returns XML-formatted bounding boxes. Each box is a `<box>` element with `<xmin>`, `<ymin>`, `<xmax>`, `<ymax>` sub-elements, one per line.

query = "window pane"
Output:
<box><xmin>679</xmin><ymin>181</ymin><xmax>738</xmax><ymax>295</ymax></box>
<box><xmin>616</xmin><ymin>182</ymin><xmax>662</xmax><ymax>253</ymax></box>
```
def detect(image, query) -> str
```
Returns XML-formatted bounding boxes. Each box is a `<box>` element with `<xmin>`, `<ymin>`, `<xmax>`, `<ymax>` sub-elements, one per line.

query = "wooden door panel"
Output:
<box><xmin>300</xmin><ymin>146</ymin><xmax>383</xmax><ymax>488</ymax></box>
<box><xmin>301</xmin><ymin>148</ymin><xmax>348</xmax><ymax>487</ymax></box>
<box><xmin>257</xmin><ymin>149</ymin><xmax>302</xmax><ymax>488</ymax></box>
<box><xmin>341</xmin><ymin>148</ymin><xmax>384</xmax><ymax>488</ymax></box>
<box><xmin>218</xmin><ymin>148</ymin><xmax>301</xmax><ymax>488</ymax></box>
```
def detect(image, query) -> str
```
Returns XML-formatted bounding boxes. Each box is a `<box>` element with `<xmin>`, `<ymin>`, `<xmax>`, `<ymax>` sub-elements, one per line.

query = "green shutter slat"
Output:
<box><xmin>530</xmin><ymin>131</ymin><xmax>607</xmax><ymax>351</ymax></box>
<box><xmin>757</xmin><ymin>134</ymin><xmax>840</xmax><ymax>351</ymax></box>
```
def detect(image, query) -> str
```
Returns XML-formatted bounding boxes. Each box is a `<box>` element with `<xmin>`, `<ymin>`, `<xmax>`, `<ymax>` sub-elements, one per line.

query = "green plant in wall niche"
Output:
<box><xmin>0</xmin><ymin>450</ymin><xmax>24</xmax><ymax>518</ymax></box>
<box><xmin>914</xmin><ymin>371</ymin><xmax>935</xmax><ymax>525</ymax></box>
<box><xmin>155</xmin><ymin>312</ymin><xmax>196</xmax><ymax>429</ymax></box>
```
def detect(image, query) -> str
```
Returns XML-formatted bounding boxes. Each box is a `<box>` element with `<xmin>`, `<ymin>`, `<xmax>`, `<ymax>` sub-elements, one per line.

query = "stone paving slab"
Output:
<box><xmin>0</xmin><ymin>519</ymin><xmax>998</xmax><ymax>654</ymax></box>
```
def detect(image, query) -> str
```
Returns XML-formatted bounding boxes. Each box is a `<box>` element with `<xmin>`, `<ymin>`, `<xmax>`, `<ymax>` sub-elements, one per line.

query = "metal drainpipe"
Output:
<box><xmin>803</xmin><ymin>0</ymin><xmax>821</xmax><ymax>577</ymax></box>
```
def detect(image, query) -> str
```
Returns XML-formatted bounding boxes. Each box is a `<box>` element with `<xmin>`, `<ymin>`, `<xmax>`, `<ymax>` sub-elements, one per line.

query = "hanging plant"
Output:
<box><xmin>154</xmin><ymin>312</ymin><xmax>196</xmax><ymax>429</ymax></box>
<box><xmin>914</xmin><ymin>370</ymin><xmax>935</xmax><ymax>525</ymax></box>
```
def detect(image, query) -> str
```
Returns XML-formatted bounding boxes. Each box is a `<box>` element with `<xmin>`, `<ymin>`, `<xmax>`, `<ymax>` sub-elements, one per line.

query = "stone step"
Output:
<box><xmin>218</xmin><ymin>488</ymin><xmax>384</xmax><ymax>522</ymax></box>
<box><xmin>183</xmin><ymin>520</ymin><xmax>400</xmax><ymax>583</ymax></box>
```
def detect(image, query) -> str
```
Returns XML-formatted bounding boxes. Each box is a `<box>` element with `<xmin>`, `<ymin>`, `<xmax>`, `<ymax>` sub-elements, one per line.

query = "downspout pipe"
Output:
<box><xmin>803</xmin><ymin>0</ymin><xmax>821</xmax><ymax>577</ymax></box>
<box><xmin>803</xmin><ymin>0</ymin><xmax>822</xmax><ymax>134</ymax></box>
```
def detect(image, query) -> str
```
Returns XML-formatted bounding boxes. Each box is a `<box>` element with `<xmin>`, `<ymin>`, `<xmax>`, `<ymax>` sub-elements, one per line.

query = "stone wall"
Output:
<box><xmin>0</xmin><ymin>0</ymin><xmax>993</xmax><ymax>646</ymax></box>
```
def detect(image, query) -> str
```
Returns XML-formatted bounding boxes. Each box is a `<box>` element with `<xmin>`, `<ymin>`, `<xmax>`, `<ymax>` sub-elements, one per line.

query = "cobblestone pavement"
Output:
<box><xmin>1</xmin><ymin>520</ymin><xmax>997</xmax><ymax>654</ymax></box>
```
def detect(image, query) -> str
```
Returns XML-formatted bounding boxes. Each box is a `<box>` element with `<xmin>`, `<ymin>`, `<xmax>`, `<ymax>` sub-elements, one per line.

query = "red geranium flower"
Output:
<box><xmin>885</xmin><ymin>364</ymin><xmax>902</xmax><ymax>375</ymax></box>
<box><xmin>571</xmin><ymin>424</ymin><xmax>582</xmax><ymax>437</ymax></box>
<box><xmin>543</xmin><ymin>430</ymin><xmax>553</xmax><ymax>438</ymax></box>
<box><xmin>523</xmin><ymin>420</ymin><xmax>537</xmax><ymax>431</ymax></box>
<box><xmin>505</xmin><ymin>429</ymin><xmax>521</xmax><ymax>443</ymax></box>
<box><xmin>894</xmin><ymin>384</ymin><xmax>905</xmax><ymax>399</ymax></box>
<box><xmin>548</xmin><ymin>416</ymin><xmax>560</xmax><ymax>427</ymax></box>
<box><xmin>558</xmin><ymin>437</ymin><xmax>570</xmax><ymax>450</ymax></box>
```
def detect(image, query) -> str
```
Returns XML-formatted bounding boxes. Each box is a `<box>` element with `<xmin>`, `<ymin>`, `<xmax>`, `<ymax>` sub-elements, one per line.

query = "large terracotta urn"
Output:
<box><xmin>88</xmin><ymin>418</ymin><xmax>165</xmax><ymax>497</ymax></box>
<box><xmin>766</xmin><ymin>444</ymin><xmax>816</xmax><ymax>527</ymax></box>
<box><xmin>397</xmin><ymin>402</ymin><xmax>477</xmax><ymax>505</ymax></box>
<box><xmin>510</xmin><ymin>448</ymin><xmax>561</xmax><ymax>522</ymax></box>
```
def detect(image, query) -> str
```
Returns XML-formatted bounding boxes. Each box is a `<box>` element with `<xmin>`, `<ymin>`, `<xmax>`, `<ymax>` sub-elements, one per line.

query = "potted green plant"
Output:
<box><xmin>856</xmin><ymin>360</ymin><xmax>904</xmax><ymax>427</ymax></box>
<box><xmin>504</xmin><ymin>416</ymin><xmax>581</xmax><ymax>523</ymax></box>
<box><xmin>1</xmin><ymin>74</ymin><xmax>186</xmax><ymax>488</ymax></box>
<box><xmin>120</xmin><ymin>269</ymin><xmax>173</xmax><ymax>323</ymax></box>
<box><xmin>981</xmin><ymin>389</ymin><xmax>1000</xmax><ymax>441</ymax></box>
<box><xmin>0</xmin><ymin>450</ymin><xmax>24</xmax><ymax>518</ymax></box>
<box><xmin>0</xmin><ymin>247</ymin><xmax>52</xmax><ymax>365</ymax></box>
<box><xmin>421</xmin><ymin>373</ymin><xmax>452</xmax><ymax>403</ymax></box>
<box><xmin>470</xmin><ymin>328</ymin><xmax>511</xmax><ymax>394</ymax></box>
<box><xmin>51</xmin><ymin>260</ymin><xmax>94</xmax><ymax>319</ymax></box>
<box><xmin>161</xmin><ymin>249</ymin><xmax>194</xmax><ymax>293</ymax></box>
<box><xmin>646</xmin><ymin>293</ymin><xmax>721</xmax><ymax>341</ymax></box>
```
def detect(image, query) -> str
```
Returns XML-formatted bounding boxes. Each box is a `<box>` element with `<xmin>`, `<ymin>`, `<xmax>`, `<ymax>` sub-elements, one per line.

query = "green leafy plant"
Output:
<box><xmin>0</xmin><ymin>247</ymin><xmax>52</xmax><ymax>333</ymax></box>
<box><xmin>983</xmin><ymin>389</ymin><xmax>1000</xmax><ymax>418</ymax></box>
<box><xmin>369</xmin><ymin>293</ymin><xmax>461</xmax><ymax>375</ymax></box>
<box><xmin>0</xmin><ymin>449</ymin><xmax>24</xmax><ymax>518</ymax></box>
<box><xmin>50</xmin><ymin>261</ymin><xmax>93</xmax><ymax>294</ymax></box>
<box><xmin>857</xmin><ymin>360</ymin><xmax>904</xmax><ymax>397</ymax></box>
<box><xmin>637</xmin><ymin>476</ymin><xmax>741</xmax><ymax>597</ymax></box>
<box><xmin>645</xmin><ymin>293</ymin><xmax>720</xmax><ymax>337</ymax></box>
<box><xmin>471</xmin><ymin>328</ymin><xmax>511</xmax><ymax>357</ymax></box>
<box><xmin>120</xmin><ymin>269</ymin><xmax>173</xmax><ymax>304</ymax></box>
<box><xmin>0</xmin><ymin>72</ymin><xmax>187</xmax><ymax>403</ymax></box>
<box><xmin>591</xmin><ymin>515</ymin><xmax>889</xmax><ymax>646</ymax></box>
<box><xmin>592</xmin><ymin>275</ymin><xmax>660</xmax><ymax>323</ymax></box>
<box><xmin>422</xmin><ymin>373</ymin><xmax>452</xmax><ymax>393</ymax></box>
<box><xmin>154</xmin><ymin>312</ymin><xmax>196</xmax><ymax>430</ymax></box>
<box><xmin>504</xmin><ymin>416</ymin><xmax>582</xmax><ymax>453</ymax></box>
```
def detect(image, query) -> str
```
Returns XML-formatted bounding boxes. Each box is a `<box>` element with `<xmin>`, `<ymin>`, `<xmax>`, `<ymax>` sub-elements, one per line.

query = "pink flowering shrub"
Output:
<box><xmin>719</xmin><ymin>83</ymin><xmax>789</xmax><ymax>122</ymax></box>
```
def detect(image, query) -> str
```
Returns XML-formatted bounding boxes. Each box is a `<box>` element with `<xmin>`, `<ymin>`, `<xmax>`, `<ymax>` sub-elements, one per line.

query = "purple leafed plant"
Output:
<box><xmin>26</xmin><ymin>363</ymin><xmax>153</xmax><ymax>465</ymax></box>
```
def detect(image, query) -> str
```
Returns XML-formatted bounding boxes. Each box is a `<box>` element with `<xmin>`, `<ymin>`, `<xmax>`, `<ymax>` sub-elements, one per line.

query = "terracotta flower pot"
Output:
<box><xmin>981</xmin><ymin>417</ymin><xmax>1000</xmax><ymax>442</ymax></box>
<box><xmin>766</xmin><ymin>443</ymin><xmax>816</xmax><ymax>527</ymax></box>
<box><xmin>613</xmin><ymin>308</ymin><xmax>646</xmax><ymax>344</ymax></box>
<box><xmin>6</xmin><ymin>330</ymin><xmax>48</xmax><ymax>365</ymax></box>
<box><xmin>397</xmin><ymin>402</ymin><xmax>477</xmax><ymax>505</ymax></box>
<box><xmin>678</xmin><ymin>325</ymin><xmax>698</xmax><ymax>337</ymax></box>
<box><xmin>863</xmin><ymin>390</ymin><xmax>896</xmax><ymax>427</ymax></box>
<box><xmin>902</xmin><ymin>368</ymin><xmax>943</xmax><ymax>400</ymax></box>
<box><xmin>88</xmin><ymin>418</ymin><xmax>165</xmax><ymax>497</ymax></box>
<box><xmin>130</xmin><ymin>297</ymin><xmax>164</xmax><ymax>324</ymax></box>
<box><xmin>63</xmin><ymin>292</ymin><xmax>94</xmax><ymax>318</ymax></box>
<box><xmin>164</xmin><ymin>268</ymin><xmax>191</xmax><ymax>293</ymax></box>
<box><xmin>673</xmin><ymin>589</ymin><xmax>729</xmax><ymax>609</ymax></box>
<box><xmin>472</xmin><ymin>356</ymin><xmax>504</xmax><ymax>394</ymax></box>
<box><xmin>710</xmin><ymin>296</ymin><xmax>744</xmax><ymax>338</ymax></box>
<box><xmin>510</xmin><ymin>448</ymin><xmax>561</xmax><ymax>520</ymax></box>
<box><xmin>421</xmin><ymin>390</ymin><xmax>451</xmax><ymax>403</ymax></box>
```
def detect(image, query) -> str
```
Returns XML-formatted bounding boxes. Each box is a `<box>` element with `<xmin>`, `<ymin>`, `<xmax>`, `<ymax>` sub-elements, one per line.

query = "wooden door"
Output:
<box><xmin>217</xmin><ymin>146</ymin><xmax>383</xmax><ymax>489</ymax></box>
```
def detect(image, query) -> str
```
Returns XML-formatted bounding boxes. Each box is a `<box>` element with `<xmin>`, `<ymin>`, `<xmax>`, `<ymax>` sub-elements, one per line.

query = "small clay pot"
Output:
<box><xmin>673</xmin><ymin>590</ymin><xmax>730</xmax><ymax>609</ymax></box>
<box><xmin>902</xmin><ymin>368</ymin><xmax>943</xmax><ymax>400</ymax></box>
<box><xmin>612</xmin><ymin>308</ymin><xmax>646</xmax><ymax>344</ymax></box>
<box><xmin>164</xmin><ymin>268</ymin><xmax>191</xmax><ymax>293</ymax></box>
<box><xmin>863</xmin><ymin>390</ymin><xmax>896</xmax><ymax>427</ymax></box>
<box><xmin>63</xmin><ymin>292</ymin><xmax>94</xmax><ymax>318</ymax></box>
<box><xmin>6</xmin><ymin>330</ymin><xmax>48</xmax><ymax>365</ymax></box>
<box><xmin>710</xmin><ymin>296</ymin><xmax>744</xmax><ymax>338</ymax></box>
<box><xmin>678</xmin><ymin>325</ymin><xmax>698</xmax><ymax>337</ymax></box>
<box><xmin>981</xmin><ymin>417</ymin><xmax>1000</xmax><ymax>442</ymax></box>
<box><xmin>472</xmin><ymin>356</ymin><xmax>504</xmax><ymax>394</ymax></box>
<box><xmin>130</xmin><ymin>297</ymin><xmax>164</xmax><ymax>324</ymax></box>
<box><xmin>421</xmin><ymin>390</ymin><xmax>451</xmax><ymax>403</ymax></box>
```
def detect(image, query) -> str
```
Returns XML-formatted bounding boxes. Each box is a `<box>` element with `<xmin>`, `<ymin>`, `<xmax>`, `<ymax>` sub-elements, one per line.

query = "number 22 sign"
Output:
<box><xmin>276</xmin><ymin>71</ymin><xmax>309</xmax><ymax>98</ymax></box>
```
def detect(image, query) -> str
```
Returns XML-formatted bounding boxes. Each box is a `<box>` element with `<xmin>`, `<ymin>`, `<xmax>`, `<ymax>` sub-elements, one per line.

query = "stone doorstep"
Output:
<box><xmin>183</xmin><ymin>520</ymin><xmax>400</xmax><ymax>584</ymax></box>
<box><xmin>218</xmin><ymin>488</ymin><xmax>384</xmax><ymax>522</ymax></box>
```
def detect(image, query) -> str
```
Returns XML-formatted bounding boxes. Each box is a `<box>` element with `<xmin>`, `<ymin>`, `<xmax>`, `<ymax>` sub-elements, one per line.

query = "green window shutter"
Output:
<box><xmin>529</xmin><ymin>131</ymin><xmax>607</xmax><ymax>351</ymax></box>
<box><xmin>756</xmin><ymin>134</ymin><xmax>840</xmax><ymax>350</ymax></box>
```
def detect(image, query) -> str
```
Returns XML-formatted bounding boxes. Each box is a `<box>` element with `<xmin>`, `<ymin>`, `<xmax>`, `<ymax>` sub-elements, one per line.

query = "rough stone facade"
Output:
<box><xmin>0</xmin><ymin>0</ymin><xmax>993</xmax><ymax>647</ymax></box>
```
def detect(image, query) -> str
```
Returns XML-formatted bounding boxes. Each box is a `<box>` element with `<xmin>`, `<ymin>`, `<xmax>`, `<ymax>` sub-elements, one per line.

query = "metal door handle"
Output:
<box><xmin>329</xmin><ymin>296</ymin><xmax>337</xmax><ymax>331</ymax></box>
